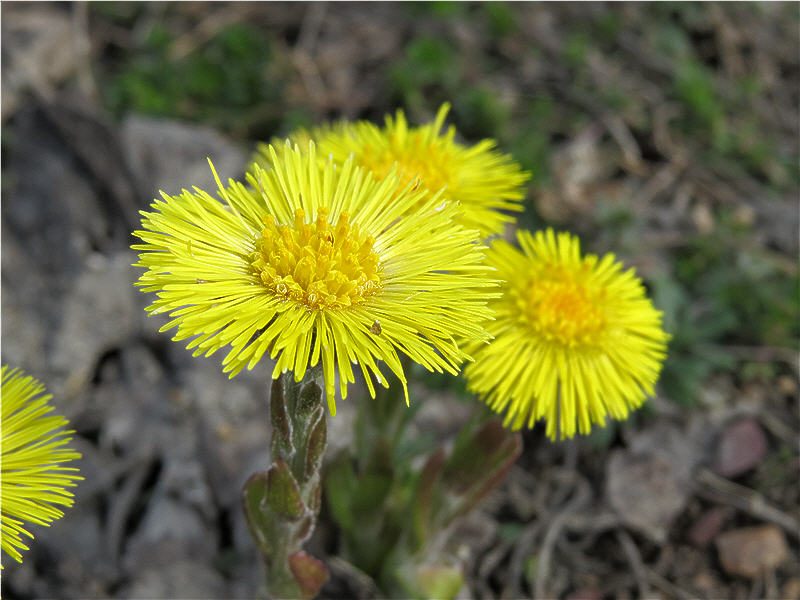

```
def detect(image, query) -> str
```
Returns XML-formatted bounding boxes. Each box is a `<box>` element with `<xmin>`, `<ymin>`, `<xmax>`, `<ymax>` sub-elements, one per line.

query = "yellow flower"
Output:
<box><xmin>253</xmin><ymin>104</ymin><xmax>530</xmax><ymax>237</ymax></box>
<box><xmin>465</xmin><ymin>229</ymin><xmax>669</xmax><ymax>439</ymax></box>
<box><xmin>133</xmin><ymin>143</ymin><xmax>496</xmax><ymax>413</ymax></box>
<box><xmin>1</xmin><ymin>366</ymin><xmax>82</xmax><ymax>564</ymax></box>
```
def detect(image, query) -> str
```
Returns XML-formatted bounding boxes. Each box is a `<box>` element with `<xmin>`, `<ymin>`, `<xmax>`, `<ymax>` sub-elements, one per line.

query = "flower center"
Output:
<box><xmin>361</xmin><ymin>136</ymin><xmax>452</xmax><ymax>194</ymax></box>
<box><xmin>522</xmin><ymin>268</ymin><xmax>607</xmax><ymax>347</ymax></box>
<box><xmin>251</xmin><ymin>208</ymin><xmax>382</xmax><ymax>310</ymax></box>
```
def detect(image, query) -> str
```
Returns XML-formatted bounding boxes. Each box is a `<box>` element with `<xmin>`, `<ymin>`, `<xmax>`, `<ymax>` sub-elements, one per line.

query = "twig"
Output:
<box><xmin>555</xmin><ymin>536</ymin><xmax>615</xmax><ymax>577</ymax></box>
<box><xmin>326</xmin><ymin>556</ymin><xmax>381</xmax><ymax>599</ymax></box>
<box><xmin>563</xmin><ymin>438</ymin><xmax>579</xmax><ymax>472</ymax></box>
<box><xmin>759</xmin><ymin>410</ymin><xmax>800</xmax><ymax>448</ymax></box>
<box><xmin>505</xmin><ymin>521</ymin><xmax>543</xmax><ymax>599</ymax></box>
<box><xmin>168</xmin><ymin>7</ymin><xmax>249</xmax><ymax>61</ymax></box>
<box><xmin>615</xmin><ymin>529</ymin><xmax>651</xmax><ymax>599</ymax></box>
<box><xmin>765</xmin><ymin>568</ymin><xmax>779</xmax><ymax>600</ymax></box>
<box><xmin>696</xmin><ymin>344</ymin><xmax>800</xmax><ymax>376</ymax></box>
<box><xmin>632</xmin><ymin>161</ymin><xmax>685</xmax><ymax>206</ymax></box>
<box><xmin>749</xmin><ymin>576</ymin><xmax>764</xmax><ymax>600</ymax></box>
<box><xmin>652</xmin><ymin>103</ymin><xmax>683</xmax><ymax>161</ymax></box>
<box><xmin>478</xmin><ymin>539</ymin><xmax>513</xmax><ymax>599</ymax></box>
<box><xmin>105</xmin><ymin>451</ymin><xmax>157</xmax><ymax>564</ymax></box>
<box><xmin>546</xmin><ymin>79</ymin><xmax>651</xmax><ymax>177</ymax></box>
<box><xmin>645</xmin><ymin>567</ymin><xmax>694</xmax><ymax>600</ymax></box>
<box><xmin>601</xmin><ymin>113</ymin><xmax>647</xmax><ymax>176</ymax></box>
<box><xmin>296</xmin><ymin>1</ymin><xmax>327</xmax><ymax>54</ymax></box>
<box><xmin>71</xmin><ymin>1</ymin><xmax>97</xmax><ymax>102</ymax></box>
<box><xmin>693</xmin><ymin>468</ymin><xmax>800</xmax><ymax>539</ymax></box>
<box><xmin>292</xmin><ymin>2</ymin><xmax>329</xmax><ymax>111</ymax></box>
<box><xmin>693</xmin><ymin>179</ymin><xmax>741</xmax><ymax>208</ymax></box>
<box><xmin>74</xmin><ymin>452</ymin><xmax>150</xmax><ymax>501</ymax></box>
<box><xmin>505</xmin><ymin>468</ymin><xmax>583</xmax><ymax>598</ymax></box>
<box><xmin>709</xmin><ymin>3</ymin><xmax>746</xmax><ymax>78</ymax></box>
<box><xmin>535</xmin><ymin>472</ymin><xmax>592</xmax><ymax>599</ymax></box>
<box><xmin>562</xmin><ymin>511</ymin><xmax>621</xmax><ymax>531</ymax></box>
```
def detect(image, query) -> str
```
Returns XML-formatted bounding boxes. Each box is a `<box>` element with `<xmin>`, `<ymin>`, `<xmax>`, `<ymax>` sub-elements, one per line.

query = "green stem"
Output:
<box><xmin>243</xmin><ymin>367</ymin><xmax>329</xmax><ymax>600</ymax></box>
<box><xmin>332</xmin><ymin>360</ymin><xmax>418</xmax><ymax>576</ymax></box>
<box><xmin>354</xmin><ymin>375</ymin><xmax>412</xmax><ymax>471</ymax></box>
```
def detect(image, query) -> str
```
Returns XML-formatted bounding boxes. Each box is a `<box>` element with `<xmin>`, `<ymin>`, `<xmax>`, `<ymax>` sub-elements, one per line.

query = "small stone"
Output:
<box><xmin>123</xmin><ymin>559</ymin><xmax>226</xmax><ymax>599</ymax></box>
<box><xmin>607</xmin><ymin>449</ymin><xmax>689</xmax><ymax>543</ymax></box>
<box><xmin>778</xmin><ymin>375</ymin><xmax>798</xmax><ymax>396</ymax></box>
<box><xmin>782</xmin><ymin>578</ymin><xmax>800</xmax><ymax>600</ymax></box>
<box><xmin>692</xmin><ymin>202</ymin><xmax>715</xmax><ymax>234</ymax></box>
<box><xmin>565</xmin><ymin>588</ymin><xmax>603</xmax><ymax>600</ymax></box>
<box><xmin>716</xmin><ymin>525</ymin><xmax>789</xmax><ymax>579</ymax></box>
<box><xmin>691</xmin><ymin>571</ymin><xmax>718</xmax><ymax>596</ymax></box>
<box><xmin>688</xmin><ymin>507</ymin><xmax>731</xmax><ymax>548</ymax></box>
<box><xmin>120</xmin><ymin>116</ymin><xmax>246</xmax><ymax>200</ymax></box>
<box><xmin>713</xmin><ymin>418</ymin><xmax>768</xmax><ymax>478</ymax></box>
<box><xmin>732</xmin><ymin>205</ymin><xmax>755</xmax><ymax>227</ymax></box>
<box><xmin>50</xmin><ymin>252</ymin><xmax>138</xmax><ymax>393</ymax></box>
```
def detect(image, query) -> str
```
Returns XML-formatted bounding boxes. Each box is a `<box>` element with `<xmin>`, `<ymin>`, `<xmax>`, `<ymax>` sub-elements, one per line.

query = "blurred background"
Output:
<box><xmin>2</xmin><ymin>2</ymin><xmax>798</xmax><ymax>598</ymax></box>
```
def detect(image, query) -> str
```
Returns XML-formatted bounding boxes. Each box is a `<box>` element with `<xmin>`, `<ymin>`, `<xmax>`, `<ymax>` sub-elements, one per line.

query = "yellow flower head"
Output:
<box><xmin>1</xmin><ymin>366</ymin><xmax>82</xmax><ymax>564</ymax></box>
<box><xmin>133</xmin><ymin>143</ymin><xmax>496</xmax><ymax>413</ymax></box>
<box><xmin>253</xmin><ymin>104</ymin><xmax>530</xmax><ymax>237</ymax></box>
<box><xmin>465</xmin><ymin>229</ymin><xmax>669</xmax><ymax>440</ymax></box>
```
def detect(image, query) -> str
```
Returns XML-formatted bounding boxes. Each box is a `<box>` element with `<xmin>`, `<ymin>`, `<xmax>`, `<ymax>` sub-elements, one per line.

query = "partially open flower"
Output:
<box><xmin>253</xmin><ymin>104</ymin><xmax>530</xmax><ymax>237</ymax></box>
<box><xmin>1</xmin><ymin>366</ymin><xmax>82</xmax><ymax>564</ymax></box>
<box><xmin>465</xmin><ymin>229</ymin><xmax>669</xmax><ymax>439</ymax></box>
<box><xmin>134</xmin><ymin>143</ymin><xmax>497</xmax><ymax>413</ymax></box>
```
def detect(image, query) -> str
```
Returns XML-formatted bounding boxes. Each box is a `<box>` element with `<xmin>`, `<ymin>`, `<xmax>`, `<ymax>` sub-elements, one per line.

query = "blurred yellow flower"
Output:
<box><xmin>253</xmin><ymin>104</ymin><xmax>530</xmax><ymax>237</ymax></box>
<box><xmin>465</xmin><ymin>229</ymin><xmax>669</xmax><ymax>439</ymax></box>
<box><xmin>133</xmin><ymin>143</ymin><xmax>496</xmax><ymax>413</ymax></box>
<box><xmin>1</xmin><ymin>366</ymin><xmax>82</xmax><ymax>564</ymax></box>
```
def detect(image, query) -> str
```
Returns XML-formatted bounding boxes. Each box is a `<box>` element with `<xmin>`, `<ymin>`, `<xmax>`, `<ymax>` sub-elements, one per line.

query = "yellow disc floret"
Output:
<box><xmin>251</xmin><ymin>104</ymin><xmax>530</xmax><ymax>237</ymax></box>
<box><xmin>520</xmin><ymin>266</ymin><xmax>608</xmax><ymax>348</ymax></box>
<box><xmin>465</xmin><ymin>229</ymin><xmax>670</xmax><ymax>439</ymax></box>
<box><xmin>252</xmin><ymin>208</ymin><xmax>381</xmax><ymax>310</ymax></box>
<box><xmin>357</xmin><ymin>130</ymin><xmax>454</xmax><ymax>196</ymax></box>
<box><xmin>134</xmin><ymin>143</ymin><xmax>497</xmax><ymax>412</ymax></box>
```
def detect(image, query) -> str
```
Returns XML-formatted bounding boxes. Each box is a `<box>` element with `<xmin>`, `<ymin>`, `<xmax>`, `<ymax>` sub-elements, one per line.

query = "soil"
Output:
<box><xmin>2</xmin><ymin>3</ymin><xmax>798</xmax><ymax>599</ymax></box>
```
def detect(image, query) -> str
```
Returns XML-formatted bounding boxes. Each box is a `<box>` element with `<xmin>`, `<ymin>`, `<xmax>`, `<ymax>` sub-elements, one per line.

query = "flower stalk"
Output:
<box><xmin>326</xmin><ymin>376</ymin><xmax>522</xmax><ymax>599</ymax></box>
<box><xmin>243</xmin><ymin>366</ymin><xmax>329</xmax><ymax>599</ymax></box>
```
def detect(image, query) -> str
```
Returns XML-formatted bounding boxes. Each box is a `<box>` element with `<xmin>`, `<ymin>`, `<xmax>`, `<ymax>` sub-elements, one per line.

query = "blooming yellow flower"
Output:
<box><xmin>464</xmin><ymin>229</ymin><xmax>669</xmax><ymax>439</ymax></box>
<box><xmin>1</xmin><ymin>366</ymin><xmax>82</xmax><ymax>564</ymax></box>
<box><xmin>133</xmin><ymin>143</ymin><xmax>496</xmax><ymax>413</ymax></box>
<box><xmin>252</xmin><ymin>104</ymin><xmax>530</xmax><ymax>237</ymax></box>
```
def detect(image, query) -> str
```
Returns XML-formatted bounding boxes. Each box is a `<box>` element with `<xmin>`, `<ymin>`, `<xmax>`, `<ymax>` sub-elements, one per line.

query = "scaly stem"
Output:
<box><xmin>243</xmin><ymin>366</ymin><xmax>329</xmax><ymax>599</ymax></box>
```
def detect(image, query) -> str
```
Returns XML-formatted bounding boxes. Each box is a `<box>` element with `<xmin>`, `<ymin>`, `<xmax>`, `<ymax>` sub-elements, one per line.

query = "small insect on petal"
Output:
<box><xmin>369</xmin><ymin>320</ymin><xmax>382</xmax><ymax>335</ymax></box>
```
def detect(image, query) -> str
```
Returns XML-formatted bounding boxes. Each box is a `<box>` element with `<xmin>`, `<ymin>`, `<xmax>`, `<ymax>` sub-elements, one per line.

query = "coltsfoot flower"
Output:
<box><xmin>465</xmin><ymin>229</ymin><xmax>669</xmax><ymax>439</ymax></box>
<box><xmin>1</xmin><ymin>366</ymin><xmax>82</xmax><ymax>564</ymax></box>
<box><xmin>133</xmin><ymin>143</ymin><xmax>497</xmax><ymax>413</ymax></box>
<box><xmin>253</xmin><ymin>104</ymin><xmax>530</xmax><ymax>237</ymax></box>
